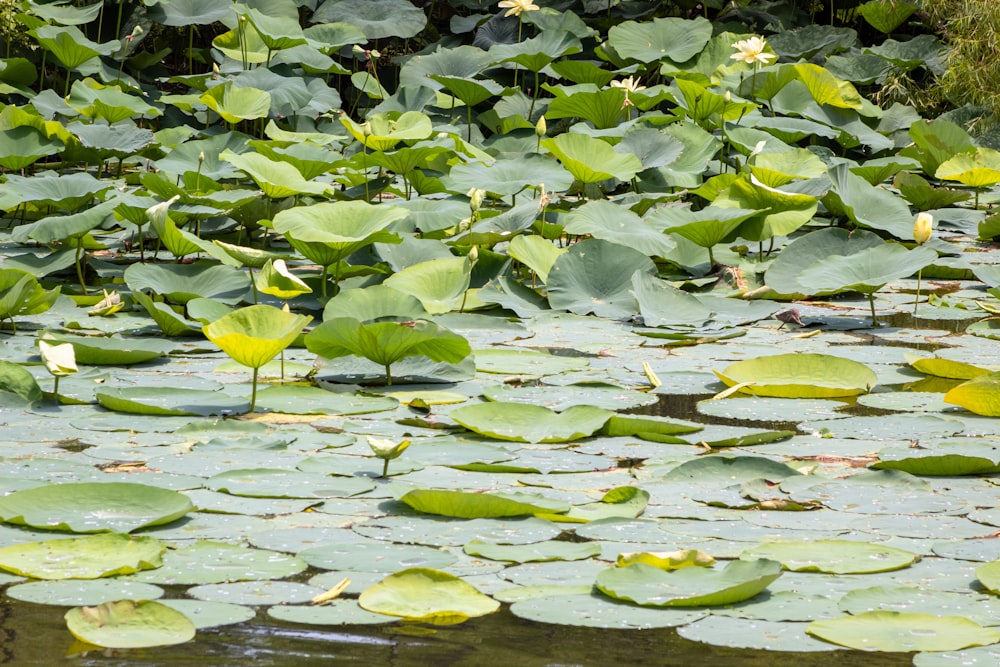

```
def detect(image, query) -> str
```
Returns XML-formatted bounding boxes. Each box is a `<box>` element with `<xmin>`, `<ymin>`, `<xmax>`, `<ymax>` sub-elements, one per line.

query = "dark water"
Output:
<box><xmin>1</xmin><ymin>599</ymin><xmax>913</xmax><ymax>666</ymax></box>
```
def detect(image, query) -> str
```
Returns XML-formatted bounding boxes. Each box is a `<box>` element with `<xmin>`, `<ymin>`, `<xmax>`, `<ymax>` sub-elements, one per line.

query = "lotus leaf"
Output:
<box><xmin>715</xmin><ymin>353</ymin><xmax>877</xmax><ymax>398</ymax></box>
<box><xmin>546</xmin><ymin>239</ymin><xmax>656</xmax><ymax>318</ymax></box>
<box><xmin>7</xmin><ymin>579</ymin><xmax>164</xmax><ymax>606</ymax></box>
<box><xmin>542</xmin><ymin>133</ymin><xmax>643</xmax><ymax>185</ymax></box>
<box><xmin>38</xmin><ymin>332</ymin><xmax>174</xmax><ymax>366</ymax></box>
<box><xmin>606</xmin><ymin>16</ymin><xmax>712</xmax><ymax>64</ymax></box>
<box><xmin>96</xmin><ymin>387</ymin><xmax>249</xmax><ymax>417</ymax></box>
<box><xmin>124</xmin><ymin>261</ymin><xmax>252</xmax><ymax>305</ymax></box>
<box><xmin>740</xmin><ymin>540</ymin><xmax>919</xmax><ymax>574</ymax></box>
<box><xmin>0</xmin><ymin>533</ymin><xmax>164</xmax><ymax>580</ymax></box>
<box><xmin>807</xmin><ymin>611</ymin><xmax>1000</xmax><ymax>652</ymax></box>
<box><xmin>595</xmin><ymin>559</ymin><xmax>783</xmax><ymax>608</ymax></box>
<box><xmin>944</xmin><ymin>372</ymin><xmax>1000</xmax><ymax>416</ymax></box>
<box><xmin>65</xmin><ymin>600</ymin><xmax>196</xmax><ymax>648</ymax></box>
<box><xmin>449</xmin><ymin>402</ymin><xmax>611</xmax><ymax>443</ymax></box>
<box><xmin>464</xmin><ymin>539</ymin><xmax>601</xmax><ymax>563</ymax></box>
<box><xmin>382</xmin><ymin>257</ymin><xmax>472</xmax><ymax>314</ymax></box>
<box><xmin>398</xmin><ymin>488</ymin><xmax>569</xmax><ymax>519</ymax></box>
<box><xmin>220</xmin><ymin>148</ymin><xmax>330</xmax><ymax>198</ymax></box>
<box><xmin>0</xmin><ymin>482</ymin><xmax>193</xmax><ymax>533</ymax></box>
<box><xmin>0</xmin><ymin>360</ymin><xmax>43</xmax><ymax>402</ymax></box>
<box><xmin>358</xmin><ymin>568</ymin><xmax>499</xmax><ymax>623</ymax></box>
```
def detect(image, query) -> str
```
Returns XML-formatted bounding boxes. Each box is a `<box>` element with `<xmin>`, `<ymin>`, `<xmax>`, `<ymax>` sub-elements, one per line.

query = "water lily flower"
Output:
<box><xmin>913</xmin><ymin>211</ymin><xmax>933</xmax><ymax>244</ymax></box>
<box><xmin>467</xmin><ymin>187</ymin><xmax>485</xmax><ymax>213</ymax></box>
<box><xmin>88</xmin><ymin>289</ymin><xmax>124</xmax><ymax>317</ymax></box>
<box><xmin>145</xmin><ymin>195</ymin><xmax>180</xmax><ymax>228</ymax></box>
<box><xmin>610</xmin><ymin>75</ymin><xmax>646</xmax><ymax>108</ymax></box>
<box><xmin>367</xmin><ymin>436</ymin><xmax>411</xmax><ymax>477</ymax></box>
<box><xmin>730</xmin><ymin>36</ymin><xmax>777</xmax><ymax>65</ymax></box>
<box><xmin>39</xmin><ymin>339</ymin><xmax>77</xmax><ymax>396</ymax></box>
<box><xmin>498</xmin><ymin>0</ymin><xmax>540</xmax><ymax>17</ymax></box>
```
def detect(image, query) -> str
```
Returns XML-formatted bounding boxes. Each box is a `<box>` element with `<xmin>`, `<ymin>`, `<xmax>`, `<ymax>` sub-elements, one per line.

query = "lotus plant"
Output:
<box><xmin>913</xmin><ymin>212</ymin><xmax>933</xmax><ymax>314</ymax></box>
<box><xmin>367</xmin><ymin>436</ymin><xmax>411</xmax><ymax>478</ymax></box>
<box><xmin>38</xmin><ymin>339</ymin><xmax>77</xmax><ymax>397</ymax></box>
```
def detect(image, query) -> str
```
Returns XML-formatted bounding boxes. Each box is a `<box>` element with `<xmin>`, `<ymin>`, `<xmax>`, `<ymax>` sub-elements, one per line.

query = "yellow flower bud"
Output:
<box><xmin>913</xmin><ymin>212</ymin><xmax>933</xmax><ymax>244</ymax></box>
<box><xmin>535</xmin><ymin>116</ymin><xmax>546</xmax><ymax>137</ymax></box>
<box><xmin>467</xmin><ymin>187</ymin><xmax>485</xmax><ymax>212</ymax></box>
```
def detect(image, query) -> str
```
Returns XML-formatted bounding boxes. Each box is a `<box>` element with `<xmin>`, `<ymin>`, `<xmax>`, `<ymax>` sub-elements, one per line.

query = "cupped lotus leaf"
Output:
<box><xmin>148</xmin><ymin>0</ymin><xmax>232</xmax><ymax>26</ymax></box>
<box><xmin>449</xmin><ymin>402</ymin><xmax>611</xmax><ymax>443</ymax></box>
<box><xmin>795</xmin><ymin>243</ymin><xmax>937</xmax><ymax>295</ymax></box>
<box><xmin>313</xmin><ymin>0</ymin><xmax>426</xmax><ymax>39</ymax></box>
<box><xmin>445</xmin><ymin>155</ymin><xmax>573</xmax><ymax>198</ymax></box>
<box><xmin>905</xmin><ymin>354</ymin><xmax>992</xmax><ymax>380</ymax></box>
<box><xmin>944</xmin><ymin>372</ymin><xmax>1000</xmax><ymax>416</ymax></box>
<box><xmin>563</xmin><ymin>486</ymin><xmax>651</xmax><ymax>522</ymax></box>
<box><xmin>203</xmin><ymin>305</ymin><xmax>312</xmax><ymax>371</ymax></box>
<box><xmin>936</xmin><ymin>148</ymin><xmax>1000</xmax><ymax>188</ymax></box>
<box><xmin>0</xmin><ymin>482</ymin><xmax>193</xmax><ymax>533</ymax></box>
<box><xmin>646</xmin><ymin>205</ymin><xmax>758</xmax><ymax>254</ymax></box>
<box><xmin>740</xmin><ymin>540</ymin><xmax>919</xmax><ymax>574</ymax></box>
<box><xmin>0</xmin><ymin>125</ymin><xmax>63</xmax><ymax>170</ymax></box>
<box><xmin>340</xmin><ymin>111</ymin><xmax>433</xmax><ymax>151</ymax></box>
<box><xmin>201</xmin><ymin>83</ymin><xmax>271</xmax><ymax>124</ymax></box>
<box><xmin>220</xmin><ymin>149</ymin><xmax>331</xmax><ymax>198</ymax></box>
<box><xmin>95</xmin><ymin>387</ymin><xmax>250</xmax><ymax>417</ymax></box>
<box><xmin>546</xmin><ymin>239</ymin><xmax>656</xmax><ymax>318</ymax></box>
<box><xmin>595</xmin><ymin>559</ymin><xmax>783</xmax><ymax>608</ymax></box>
<box><xmin>0</xmin><ymin>271</ymin><xmax>60</xmax><ymax>328</ymax></box>
<box><xmin>607</xmin><ymin>16</ymin><xmax>712</xmax><ymax>64</ymax></box>
<box><xmin>398</xmin><ymin>489</ymin><xmax>569</xmax><ymax>519</ymax></box>
<box><xmin>975</xmin><ymin>560</ymin><xmax>1000</xmax><ymax>594</ymax></box>
<box><xmin>65</xmin><ymin>600</ymin><xmax>196</xmax><ymax>648</ymax></box>
<box><xmin>38</xmin><ymin>333</ymin><xmax>174</xmax><ymax>366</ymax></box>
<box><xmin>272</xmin><ymin>201</ymin><xmax>407</xmax><ymax>262</ymax></box>
<box><xmin>31</xmin><ymin>24</ymin><xmax>119</xmax><ymax>69</ymax></box>
<box><xmin>542</xmin><ymin>133</ymin><xmax>643</xmax><ymax>184</ymax></box>
<box><xmin>713</xmin><ymin>175</ymin><xmax>818</xmax><ymax>241</ymax></box>
<box><xmin>382</xmin><ymin>257</ymin><xmax>471</xmax><ymax>314</ymax></box>
<box><xmin>464</xmin><ymin>539</ymin><xmax>601</xmax><ymax>563</ymax></box>
<box><xmin>0</xmin><ymin>172</ymin><xmax>110</xmax><ymax>210</ymax></box>
<box><xmin>238</xmin><ymin>6</ymin><xmax>307</xmax><ymax>51</ymax></box>
<box><xmin>124</xmin><ymin>261</ymin><xmax>252</xmax><ymax>305</ymax></box>
<box><xmin>807</xmin><ymin>611</ymin><xmax>1000</xmax><ymax>652</ymax></box>
<box><xmin>18</xmin><ymin>199</ymin><xmax>117</xmax><ymax>244</ymax></box>
<box><xmin>358</xmin><ymin>568</ymin><xmax>499</xmax><ymax>623</ymax></box>
<box><xmin>507</xmin><ymin>235</ymin><xmax>566</xmax><ymax>284</ymax></box>
<box><xmin>715</xmin><ymin>353</ymin><xmax>878</xmax><ymax>398</ymax></box>
<box><xmin>322</xmin><ymin>284</ymin><xmax>427</xmax><ymax>322</ymax></box>
<box><xmin>543</xmin><ymin>88</ymin><xmax>630</xmax><ymax>131</ymax></box>
<box><xmin>305</xmin><ymin>318</ymin><xmax>470</xmax><ymax>385</ymax></box>
<box><xmin>0</xmin><ymin>533</ymin><xmax>164</xmax><ymax>579</ymax></box>
<box><xmin>792</xmin><ymin>63</ymin><xmax>863</xmax><ymax>110</ymax></box>
<box><xmin>617</xmin><ymin>550</ymin><xmax>715</xmax><ymax>570</ymax></box>
<box><xmin>255</xmin><ymin>259</ymin><xmax>312</xmax><ymax>300</ymax></box>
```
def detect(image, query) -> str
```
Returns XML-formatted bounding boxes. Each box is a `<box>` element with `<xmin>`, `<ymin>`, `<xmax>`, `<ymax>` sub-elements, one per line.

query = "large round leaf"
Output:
<box><xmin>313</xmin><ymin>0</ymin><xmax>426</xmax><ymax>39</ymax></box>
<box><xmin>203</xmin><ymin>304</ymin><xmax>312</xmax><ymax>371</ymax></box>
<box><xmin>595</xmin><ymin>559</ymin><xmax>783</xmax><ymax>607</ymax></box>
<box><xmin>740</xmin><ymin>540</ymin><xmax>919</xmax><ymax>574</ymax></box>
<box><xmin>606</xmin><ymin>16</ymin><xmax>712</xmax><ymax>63</ymax></box>
<box><xmin>96</xmin><ymin>387</ymin><xmax>249</xmax><ymax>417</ymax></box>
<box><xmin>807</xmin><ymin>611</ymin><xmax>1000</xmax><ymax>652</ymax></box>
<box><xmin>0</xmin><ymin>533</ymin><xmax>164</xmax><ymax>579</ymax></box>
<box><xmin>123</xmin><ymin>261</ymin><xmax>252</xmax><ymax>305</ymax></box>
<box><xmin>358</xmin><ymin>568</ymin><xmax>499</xmax><ymax>623</ymax></box>
<box><xmin>944</xmin><ymin>372</ymin><xmax>1000</xmax><ymax>416</ymax></box>
<box><xmin>397</xmin><ymin>488</ymin><xmax>569</xmax><ymax>519</ymax></box>
<box><xmin>0</xmin><ymin>482</ymin><xmax>194</xmax><ymax>533</ymax></box>
<box><xmin>449</xmin><ymin>402</ymin><xmax>612</xmax><ymax>443</ymax></box>
<box><xmin>546</xmin><ymin>239</ymin><xmax>656</xmax><ymax>318</ymax></box>
<box><xmin>765</xmin><ymin>227</ymin><xmax>885</xmax><ymax>297</ymax></box>
<box><xmin>271</xmin><ymin>201</ymin><xmax>407</xmax><ymax>265</ymax></box>
<box><xmin>715</xmin><ymin>353</ymin><xmax>878</xmax><ymax>398</ymax></box>
<box><xmin>541</xmin><ymin>133</ymin><xmax>643</xmax><ymax>184</ymax></box>
<box><xmin>39</xmin><ymin>332</ymin><xmax>174</xmax><ymax>366</ymax></box>
<box><xmin>65</xmin><ymin>600</ymin><xmax>196</xmax><ymax>648</ymax></box>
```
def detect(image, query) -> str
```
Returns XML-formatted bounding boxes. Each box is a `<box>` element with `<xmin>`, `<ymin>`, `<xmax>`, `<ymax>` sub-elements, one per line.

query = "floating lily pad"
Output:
<box><xmin>464</xmin><ymin>540</ymin><xmax>601</xmax><ymax>564</ymax></box>
<box><xmin>0</xmin><ymin>533</ymin><xmax>164</xmax><ymax>580</ymax></box>
<box><xmin>7</xmin><ymin>579</ymin><xmax>164</xmax><ymax>606</ymax></box>
<box><xmin>96</xmin><ymin>387</ymin><xmax>249</xmax><ymax>417</ymax></box>
<box><xmin>187</xmin><ymin>581</ymin><xmax>325</xmax><ymax>606</ymax></box>
<box><xmin>740</xmin><ymin>540</ymin><xmax>920</xmax><ymax>574</ymax></box>
<box><xmin>449</xmin><ymin>402</ymin><xmax>611</xmax><ymax>443</ymax></box>
<box><xmin>254</xmin><ymin>385</ymin><xmax>398</xmax><ymax>415</ymax></box>
<box><xmin>298</xmin><ymin>542</ymin><xmax>457</xmax><ymax>572</ymax></box>
<box><xmin>0</xmin><ymin>482</ymin><xmax>194</xmax><ymax>533</ymax></box>
<box><xmin>397</xmin><ymin>489</ymin><xmax>569</xmax><ymax>519</ymax></box>
<box><xmin>807</xmin><ymin>611</ymin><xmax>1000</xmax><ymax>652</ymax></box>
<box><xmin>473</xmin><ymin>348</ymin><xmax>589</xmax><ymax>376</ymax></box>
<box><xmin>267</xmin><ymin>600</ymin><xmax>396</xmax><ymax>626</ymax></box>
<box><xmin>129</xmin><ymin>540</ymin><xmax>308</xmax><ymax>585</ymax></box>
<box><xmin>678</xmin><ymin>616</ymin><xmax>840</xmax><ymax>652</ymax></box>
<box><xmin>65</xmin><ymin>600</ymin><xmax>196</xmax><ymax>649</ymax></box>
<box><xmin>595</xmin><ymin>559</ymin><xmax>783</xmax><ymax>608</ymax></box>
<box><xmin>207</xmin><ymin>469</ymin><xmax>375</xmax><ymax>499</ymax></box>
<box><xmin>358</xmin><ymin>568</ymin><xmax>499</xmax><ymax>623</ymax></box>
<box><xmin>510</xmin><ymin>592</ymin><xmax>706</xmax><ymax>629</ymax></box>
<box><xmin>158</xmin><ymin>600</ymin><xmax>256</xmax><ymax>630</ymax></box>
<box><xmin>715</xmin><ymin>353</ymin><xmax>878</xmax><ymax>398</ymax></box>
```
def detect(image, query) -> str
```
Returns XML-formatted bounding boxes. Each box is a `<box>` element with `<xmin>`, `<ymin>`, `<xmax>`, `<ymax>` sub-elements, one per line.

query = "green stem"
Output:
<box><xmin>250</xmin><ymin>366</ymin><xmax>259</xmax><ymax>412</ymax></box>
<box><xmin>868</xmin><ymin>292</ymin><xmax>878</xmax><ymax>328</ymax></box>
<box><xmin>53</xmin><ymin>375</ymin><xmax>60</xmax><ymax>396</ymax></box>
<box><xmin>913</xmin><ymin>269</ymin><xmax>922</xmax><ymax>315</ymax></box>
<box><xmin>385</xmin><ymin>364</ymin><xmax>392</xmax><ymax>386</ymax></box>
<box><xmin>74</xmin><ymin>244</ymin><xmax>87</xmax><ymax>295</ymax></box>
<box><xmin>381</xmin><ymin>458</ymin><xmax>389</xmax><ymax>478</ymax></box>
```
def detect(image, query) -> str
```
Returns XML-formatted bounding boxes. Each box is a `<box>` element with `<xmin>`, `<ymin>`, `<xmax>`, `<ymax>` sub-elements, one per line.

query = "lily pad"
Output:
<box><xmin>595</xmin><ymin>559</ymin><xmax>783</xmax><ymax>608</ymax></box>
<box><xmin>0</xmin><ymin>533</ymin><xmax>164</xmax><ymax>580</ymax></box>
<box><xmin>358</xmin><ymin>568</ymin><xmax>499</xmax><ymax>623</ymax></box>
<box><xmin>65</xmin><ymin>600</ymin><xmax>196</xmax><ymax>648</ymax></box>
<box><xmin>807</xmin><ymin>611</ymin><xmax>1000</xmax><ymax>652</ymax></box>
<box><xmin>715</xmin><ymin>353</ymin><xmax>878</xmax><ymax>398</ymax></box>
<box><xmin>449</xmin><ymin>402</ymin><xmax>612</xmax><ymax>443</ymax></box>
<box><xmin>739</xmin><ymin>540</ymin><xmax>920</xmax><ymax>574</ymax></box>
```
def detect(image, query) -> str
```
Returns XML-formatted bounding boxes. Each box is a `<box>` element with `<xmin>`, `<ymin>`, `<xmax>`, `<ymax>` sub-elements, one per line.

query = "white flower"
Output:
<box><xmin>731</xmin><ymin>36</ymin><xmax>777</xmax><ymax>65</ymax></box>
<box><xmin>366</xmin><ymin>436</ymin><xmax>411</xmax><ymax>460</ymax></box>
<box><xmin>145</xmin><ymin>195</ymin><xmax>179</xmax><ymax>228</ymax></box>
<box><xmin>498</xmin><ymin>0</ymin><xmax>540</xmax><ymax>17</ymax></box>
<box><xmin>610</xmin><ymin>76</ymin><xmax>646</xmax><ymax>94</ymax></box>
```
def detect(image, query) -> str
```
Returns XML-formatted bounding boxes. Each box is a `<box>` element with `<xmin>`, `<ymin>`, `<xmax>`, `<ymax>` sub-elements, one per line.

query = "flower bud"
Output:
<box><xmin>913</xmin><ymin>212</ymin><xmax>933</xmax><ymax>244</ymax></box>
<box><xmin>467</xmin><ymin>187</ymin><xmax>485</xmax><ymax>212</ymax></box>
<box><xmin>535</xmin><ymin>116</ymin><xmax>546</xmax><ymax>137</ymax></box>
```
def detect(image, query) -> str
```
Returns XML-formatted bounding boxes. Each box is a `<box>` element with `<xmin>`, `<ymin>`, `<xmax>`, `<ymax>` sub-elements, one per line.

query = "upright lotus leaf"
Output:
<box><xmin>255</xmin><ymin>259</ymin><xmax>312</xmax><ymax>300</ymax></box>
<box><xmin>0</xmin><ymin>360</ymin><xmax>43</xmax><ymax>402</ymax></box>
<box><xmin>544</xmin><ymin>88</ymin><xmax>630</xmax><ymax>130</ymax></box>
<box><xmin>430</xmin><ymin>75</ymin><xmax>506</xmax><ymax>140</ymax></box>
<box><xmin>220</xmin><ymin>149</ymin><xmax>332</xmax><ymax>198</ymax></box>
<box><xmin>359</xmin><ymin>568</ymin><xmax>498</xmax><ymax>624</ymax></box>
<box><xmin>546</xmin><ymin>239</ymin><xmax>656</xmax><ymax>318</ymax></box>
<box><xmin>124</xmin><ymin>262</ymin><xmax>251</xmax><ymax>305</ymax></box>
<box><xmin>898</xmin><ymin>118</ymin><xmax>976</xmax><ymax>178</ymax></box>
<box><xmin>713</xmin><ymin>174</ymin><xmax>818</xmax><ymax>242</ymax></box>
<box><xmin>398</xmin><ymin>489</ymin><xmax>569</xmax><ymax>519</ymax></box>
<box><xmin>765</xmin><ymin>227</ymin><xmax>885</xmax><ymax>297</ymax></box>
<box><xmin>807</xmin><ymin>612</ymin><xmax>1000</xmax><ymax>652</ymax></box>
<box><xmin>740</xmin><ymin>541</ymin><xmax>919</xmax><ymax>574</ymax></box>
<box><xmin>606</xmin><ymin>16</ymin><xmax>712</xmax><ymax>64</ymax></box>
<box><xmin>445</xmin><ymin>155</ymin><xmax>573</xmax><ymax>198</ymax></box>
<box><xmin>563</xmin><ymin>200</ymin><xmax>676</xmax><ymax>259</ymax></box>
<box><xmin>305</xmin><ymin>318</ymin><xmax>471</xmax><ymax>385</ymax></box>
<box><xmin>0</xmin><ymin>482</ymin><xmax>193</xmax><ymax>533</ymax></box>
<box><xmin>203</xmin><ymin>305</ymin><xmax>313</xmax><ymax>411</ymax></box>
<box><xmin>313</xmin><ymin>0</ymin><xmax>426</xmax><ymax>39</ymax></box>
<box><xmin>0</xmin><ymin>125</ymin><xmax>63</xmax><ymax>170</ymax></box>
<box><xmin>791</xmin><ymin>63</ymin><xmax>863</xmax><ymax>110</ymax></box>
<box><xmin>0</xmin><ymin>534</ymin><xmax>164</xmax><ymax>580</ymax></box>
<box><xmin>595</xmin><ymin>559</ymin><xmax>783</xmax><ymax>608</ymax></box>
<box><xmin>340</xmin><ymin>111</ymin><xmax>433</xmax><ymax>152</ymax></box>
<box><xmin>894</xmin><ymin>170</ymin><xmax>970</xmax><ymax>209</ymax></box>
<box><xmin>201</xmin><ymin>82</ymin><xmax>271</xmax><ymax>124</ymax></box>
<box><xmin>944</xmin><ymin>372</ymin><xmax>1000</xmax><ymax>416</ymax></box>
<box><xmin>322</xmin><ymin>284</ymin><xmax>427</xmax><ymax>322</ymax></box>
<box><xmin>238</xmin><ymin>6</ymin><xmax>307</xmax><ymax>53</ymax></box>
<box><xmin>272</xmin><ymin>201</ymin><xmax>407</xmax><ymax>296</ymax></box>
<box><xmin>631</xmin><ymin>273</ymin><xmax>713</xmax><ymax>328</ymax></box>
<box><xmin>646</xmin><ymin>205</ymin><xmax>758</xmax><ymax>265</ymax></box>
<box><xmin>795</xmin><ymin>242</ymin><xmax>937</xmax><ymax>325</ymax></box>
<box><xmin>826</xmin><ymin>163</ymin><xmax>927</xmax><ymax>239</ymax></box>
<box><xmin>976</xmin><ymin>560</ymin><xmax>1000</xmax><ymax>594</ymax></box>
<box><xmin>542</xmin><ymin>133</ymin><xmax>643</xmax><ymax>185</ymax></box>
<box><xmin>715</xmin><ymin>353</ymin><xmax>878</xmax><ymax>398</ymax></box>
<box><xmin>905</xmin><ymin>354</ymin><xmax>992</xmax><ymax>380</ymax></box>
<box><xmin>859</xmin><ymin>0</ymin><xmax>919</xmax><ymax>33</ymax></box>
<box><xmin>449</xmin><ymin>402</ymin><xmax>612</xmax><ymax>443</ymax></box>
<box><xmin>936</xmin><ymin>148</ymin><xmax>1000</xmax><ymax>206</ymax></box>
<box><xmin>131</xmin><ymin>291</ymin><xmax>202</xmax><ymax>337</ymax></box>
<box><xmin>31</xmin><ymin>24</ymin><xmax>119</xmax><ymax>70</ymax></box>
<box><xmin>383</xmin><ymin>257</ymin><xmax>472</xmax><ymax>314</ymax></box>
<box><xmin>0</xmin><ymin>270</ymin><xmax>60</xmax><ymax>331</ymax></box>
<box><xmin>67</xmin><ymin>78</ymin><xmax>161</xmax><ymax>123</ymax></box>
<box><xmin>66</xmin><ymin>600</ymin><xmax>196</xmax><ymax>649</ymax></box>
<box><xmin>0</xmin><ymin>171</ymin><xmax>110</xmax><ymax>210</ymax></box>
<box><xmin>148</xmin><ymin>0</ymin><xmax>232</xmax><ymax>26</ymax></box>
<box><xmin>507</xmin><ymin>234</ymin><xmax>566</xmax><ymax>284</ymax></box>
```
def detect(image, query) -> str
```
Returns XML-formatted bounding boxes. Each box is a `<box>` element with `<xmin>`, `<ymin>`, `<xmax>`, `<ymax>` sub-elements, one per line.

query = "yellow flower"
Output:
<box><xmin>913</xmin><ymin>212</ymin><xmax>933</xmax><ymax>244</ymax></box>
<box><xmin>730</xmin><ymin>36</ymin><xmax>777</xmax><ymax>65</ymax></box>
<box><xmin>498</xmin><ymin>0</ymin><xmax>540</xmax><ymax>17</ymax></box>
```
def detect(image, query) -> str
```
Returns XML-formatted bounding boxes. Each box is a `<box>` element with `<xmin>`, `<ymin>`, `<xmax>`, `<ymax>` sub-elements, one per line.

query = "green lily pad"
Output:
<box><xmin>944</xmin><ymin>372</ymin><xmax>1000</xmax><ymax>416</ymax></box>
<box><xmin>715</xmin><ymin>353</ymin><xmax>878</xmax><ymax>398</ymax></box>
<box><xmin>129</xmin><ymin>540</ymin><xmax>308</xmax><ymax>585</ymax></box>
<box><xmin>595</xmin><ymin>559</ymin><xmax>783</xmax><ymax>608</ymax></box>
<box><xmin>0</xmin><ymin>482</ymin><xmax>194</xmax><ymax>533</ymax></box>
<box><xmin>0</xmin><ymin>533</ymin><xmax>164</xmax><ymax>579</ymax></box>
<box><xmin>739</xmin><ymin>540</ymin><xmax>920</xmax><ymax>574</ymax></box>
<box><xmin>510</xmin><ymin>592</ymin><xmax>706</xmax><ymax>629</ymax></box>
<box><xmin>358</xmin><ymin>568</ymin><xmax>499</xmax><ymax>623</ymax></box>
<box><xmin>298</xmin><ymin>542</ymin><xmax>457</xmax><ymax>573</ymax></box>
<box><xmin>39</xmin><ymin>332</ymin><xmax>174</xmax><ymax>366</ymax></box>
<box><xmin>449</xmin><ymin>402</ymin><xmax>612</xmax><ymax>443</ymax></box>
<box><xmin>159</xmin><ymin>600</ymin><xmax>257</xmax><ymax>630</ymax></box>
<box><xmin>398</xmin><ymin>488</ymin><xmax>569</xmax><ymax>519</ymax></box>
<box><xmin>464</xmin><ymin>539</ymin><xmax>601</xmax><ymax>563</ymax></box>
<box><xmin>65</xmin><ymin>600</ymin><xmax>196</xmax><ymax>648</ymax></box>
<box><xmin>207</xmin><ymin>469</ymin><xmax>375</xmax><ymax>499</ymax></box>
<box><xmin>807</xmin><ymin>611</ymin><xmax>1000</xmax><ymax>652</ymax></box>
<box><xmin>267</xmin><ymin>600</ymin><xmax>396</xmax><ymax>626</ymax></box>
<box><xmin>7</xmin><ymin>579</ymin><xmax>164</xmax><ymax>606</ymax></box>
<box><xmin>96</xmin><ymin>387</ymin><xmax>249</xmax><ymax>417</ymax></box>
<box><xmin>254</xmin><ymin>385</ymin><xmax>398</xmax><ymax>415</ymax></box>
<box><xmin>473</xmin><ymin>348</ymin><xmax>589</xmax><ymax>375</ymax></box>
